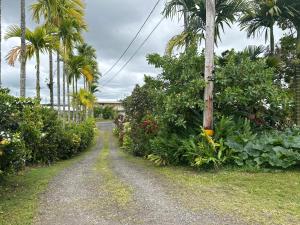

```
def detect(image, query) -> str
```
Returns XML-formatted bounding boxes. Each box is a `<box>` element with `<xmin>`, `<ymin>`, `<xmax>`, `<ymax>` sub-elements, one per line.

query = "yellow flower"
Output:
<box><xmin>0</xmin><ymin>139</ymin><xmax>10</xmax><ymax>145</ymax></box>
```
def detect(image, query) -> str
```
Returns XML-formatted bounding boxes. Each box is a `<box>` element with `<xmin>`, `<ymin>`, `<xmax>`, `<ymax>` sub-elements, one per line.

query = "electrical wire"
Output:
<box><xmin>102</xmin><ymin>0</ymin><xmax>162</xmax><ymax>77</ymax></box>
<box><xmin>101</xmin><ymin>17</ymin><xmax>164</xmax><ymax>86</ymax></box>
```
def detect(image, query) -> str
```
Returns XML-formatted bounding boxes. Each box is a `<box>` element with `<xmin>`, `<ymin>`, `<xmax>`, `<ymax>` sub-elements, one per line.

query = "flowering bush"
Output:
<box><xmin>0</xmin><ymin>89</ymin><xmax>95</xmax><ymax>175</ymax></box>
<box><xmin>0</xmin><ymin>131</ymin><xmax>27</xmax><ymax>174</ymax></box>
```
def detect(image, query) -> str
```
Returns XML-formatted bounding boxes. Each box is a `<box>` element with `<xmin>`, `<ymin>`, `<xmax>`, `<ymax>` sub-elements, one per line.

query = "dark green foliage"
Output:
<box><xmin>94</xmin><ymin>106</ymin><xmax>102</xmax><ymax>118</ymax></box>
<box><xmin>215</xmin><ymin>50</ymin><xmax>293</xmax><ymax>129</ymax></box>
<box><xmin>226</xmin><ymin>128</ymin><xmax>300</xmax><ymax>169</ymax></box>
<box><xmin>120</xmin><ymin>46</ymin><xmax>297</xmax><ymax>170</ymax></box>
<box><xmin>102</xmin><ymin>106</ymin><xmax>116</xmax><ymax>120</ymax></box>
<box><xmin>0</xmin><ymin>89</ymin><xmax>95</xmax><ymax>175</ymax></box>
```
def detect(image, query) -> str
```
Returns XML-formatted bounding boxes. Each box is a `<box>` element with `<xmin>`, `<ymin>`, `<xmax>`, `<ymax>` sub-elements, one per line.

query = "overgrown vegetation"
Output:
<box><xmin>0</xmin><ymin>88</ymin><xmax>95</xmax><ymax>175</ymax></box>
<box><xmin>94</xmin><ymin>106</ymin><xmax>117</xmax><ymax>120</ymax></box>
<box><xmin>116</xmin><ymin>41</ymin><xmax>300</xmax><ymax>170</ymax></box>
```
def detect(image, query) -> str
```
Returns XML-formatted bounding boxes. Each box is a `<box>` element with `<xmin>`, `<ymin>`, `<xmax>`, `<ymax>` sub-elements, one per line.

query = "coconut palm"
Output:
<box><xmin>5</xmin><ymin>25</ymin><xmax>57</xmax><ymax>100</ymax></box>
<box><xmin>240</xmin><ymin>0</ymin><xmax>281</xmax><ymax>55</ymax></box>
<box><xmin>164</xmin><ymin>0</ymin><xmax>245</xmax><ymax>54</ymax></box>
<box><xmin>20</xmin><ymin>0</ymin><xmax>26</xmax><ymax>97</ymax></box>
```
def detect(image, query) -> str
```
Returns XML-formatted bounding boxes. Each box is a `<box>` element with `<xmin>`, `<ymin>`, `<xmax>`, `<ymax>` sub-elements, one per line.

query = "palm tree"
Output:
<box><xmin>76</xmin><ymin>43</ymin><xmax>99</xmax><ymax>89</ymax></box>
<box><xmin>5</xmin><ymin>25</ymin><xmax>57</xmax><ymax>100</ymax></box>
<box><xmin>31</xmin><ymin>2</ymin><xmax>56</xmax><ymax>107</ymax></box>
<box><xmin>240</xmin><ymin>0</ymin><xmax>281</xmax><ymax>55</ymax></box>
<box><xmin>31</xmin><ymin>0</ymin><xmax>86</xmax><ymax>116</ymax></box>
<box><xmin>164</xmin><ymin>0</ymin><xmax>245</xmax><ymax>54</ymax></box>
<box><xmin>0</xmin><ymin>0</ymin><xmax>2</xmax><ymax>88</ymax></box>
<box><xmin>59</xmin><ymin>19</ymin><xmax>85</xmax><ymax>121</ymax></box>
<box><xmin>277</xmin><ymin>0</ymin><xmax>300</xmax><ymax>125</ymax></box>
<box><xmin>20</xmin><ymin>0</ymin><xmax>26</xmax><ymax>97</ymax></box>
<box><xmin>77</xmin><ymin>88</ymin><xmax>96</xmax><ymax>120</ymax></box>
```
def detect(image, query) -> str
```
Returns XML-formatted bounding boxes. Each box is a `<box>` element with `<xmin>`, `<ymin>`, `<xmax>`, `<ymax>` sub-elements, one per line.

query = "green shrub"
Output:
<box><xmin>226</xmin><ymin>129</ymin><xmax>300</xmax><ymax>169</ymax></box>
<box><xmin>0</xmin><ymin>89</ymin><xmax>96</xmax><ymax>175</ymax></box>
<box><xmin>102</xmin><ymin>106</ymin><xmax>116</xmax><ymax>120</ymax></box>
<box><xmin>0</xmin><ymin>132</ymin><xmax>27</xmax><ymax>174</ymax></box>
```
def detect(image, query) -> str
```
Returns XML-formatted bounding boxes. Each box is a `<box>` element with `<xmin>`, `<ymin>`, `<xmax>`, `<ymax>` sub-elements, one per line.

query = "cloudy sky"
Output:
<box><xmin>1</xmin><ymin>0</ymin><xmax>284</xmax><ymax>102</ymax></box>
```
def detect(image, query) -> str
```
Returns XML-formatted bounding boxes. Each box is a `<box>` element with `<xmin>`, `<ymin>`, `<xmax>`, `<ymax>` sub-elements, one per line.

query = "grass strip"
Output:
<box><xmin>0</xmin><ymin>135</ymin><xmax>97</xmax><ymax>225</ymax></box>
<box><xmin>118</xmin><ymin>150</ymin><xmax>300</xmax><ymax>225</ymax></box>
<box><xmin>95</xmin><ymin>131</ymin><xmax>133</xmax><ymax>208</ymax></box>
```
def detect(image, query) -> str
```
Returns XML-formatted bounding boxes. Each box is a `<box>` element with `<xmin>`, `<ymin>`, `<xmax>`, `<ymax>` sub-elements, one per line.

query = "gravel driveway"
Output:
<box><xmin>34</xmin><ymin>122</ymin><xmax>245</xmax><ymax>225</ymax></box>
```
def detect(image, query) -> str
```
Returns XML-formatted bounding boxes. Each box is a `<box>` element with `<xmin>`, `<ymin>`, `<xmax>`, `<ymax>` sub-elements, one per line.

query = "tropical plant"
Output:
<box><xmin>240</xmin><ymin>0</ymin><xmax>281</xmax><ymax>55</ymax></box>
<box><xmin>5</xmin><ymin>25</ymin><xmax>58</xmax><ymax>100</ymax></box>
<box><xmin>226</xmin><ymin>129</ymin><xmax>300</xmax><ymax>169</ymax></box>
<box><xmin>20</xmin><ymin>0</ymin><xmax>26</xmax><ymax>97</ymax></box>
<box><xmin>0</xmin><ymin>0</ymin><xmax>2</xmax><ymax>88</ymax></box>
<box><xmin>163</xmin><ymin>0</ymin><xmax>245</xmax><ymax>54</ymax></box>
<box><xmin>215</xmin><ymin>50</ymin><xmax>293</xmax><ymax>129</ymax></box>
<box><xmin>276</xmin><ymin>0</ymin><xmax>300</xmax><ymax>125</ymax></box>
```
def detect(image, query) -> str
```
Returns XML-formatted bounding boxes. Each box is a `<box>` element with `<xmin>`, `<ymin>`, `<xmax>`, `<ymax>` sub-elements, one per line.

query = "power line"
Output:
<box><xmin>102</xmin><ymin>0</ymin><xmax>162</xmax><ymax>77</ymax></box>
<box><xmin>101</xmin><ymin>17</ymin><xmax>164</xmax><ymax>87</ymax></box>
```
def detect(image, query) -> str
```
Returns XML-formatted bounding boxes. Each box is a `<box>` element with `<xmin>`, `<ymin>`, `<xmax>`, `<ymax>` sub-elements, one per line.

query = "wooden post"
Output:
<box><xmin>203</xmin><ymin>0</ymin><xmax>216</xmax><ymax>133</ymax></box>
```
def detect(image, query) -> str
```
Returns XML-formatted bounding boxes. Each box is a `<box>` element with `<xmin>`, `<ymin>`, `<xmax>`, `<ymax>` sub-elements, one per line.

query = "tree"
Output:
<box><xmin>59</xmin><ymin>19</ymin><xmax>85</xmax><ymax>121</ymax></box>
<box><xmin>240</xmin><ymin>0</ymin><xmax>281</xmax><ymax>55</ymax></box>
<box><xmin>163</xmin><ymin>0</ymin><xmax>244</xmax><ymax>54</ymax></box>
<box><xmin>20</xmin><ymin>0</ymin><xmax>26</xmax><ymax>97</ymax></box>
<box><xmin>0</xmin><ymin>0</ymin><xmax>2</xmax><ymax>88</ymax></box>
<box><xmin>5</xmin><ymin>25</ymin><xmax>57</xmax><ymax>100</ymax></box>
<box><xmin>277</xmin><ymin>0</ymin><xmax>300</xmax><ymax>125</ymax></box>
<box><xmin>31</xmin><ymin>0</ymin><xmax>86</xmax><ymax>117</ymax></box>
<box><xmin>31</xmin><ymin>1</ymin><xmax>57</xmax><ymax>108</ymax></box>
<box><xmin>203</xmin><ymin>0</ymin><xmax>216</xmax><ymax>132</ymax></box>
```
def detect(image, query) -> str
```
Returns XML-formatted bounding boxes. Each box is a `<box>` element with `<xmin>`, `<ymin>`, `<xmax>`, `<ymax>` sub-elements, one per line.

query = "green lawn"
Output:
<box><xmin>119</xmin><ymin>150</ymin><xmax>300</xmax><ymax>225</ymax></box>
<box><xmin>0</xmin><ymin>146</ymin><xmax>94</xmax><ymax>225</ymax></box>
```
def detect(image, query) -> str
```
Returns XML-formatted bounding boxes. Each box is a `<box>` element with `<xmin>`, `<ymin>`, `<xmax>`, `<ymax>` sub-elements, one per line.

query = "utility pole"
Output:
<box><xmin>203</xmin><ymin>0</ymin><xmax>216</xmax><ymax>134</ymax></box>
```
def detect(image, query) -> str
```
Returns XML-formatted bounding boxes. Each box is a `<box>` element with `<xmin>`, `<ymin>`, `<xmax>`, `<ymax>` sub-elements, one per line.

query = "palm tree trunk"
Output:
<box><xmin>270</xmin><ymin>25</ymin><xmax>275</xmax><ymax>55</ymax></box>
<box><xmin>36</xmin><ymin>51</ymin><xmax>41</xmax><ymax>100</ymax></box>
<box><xmin>0</xmin><ymin>0</ymin><xmax>2</xmax><ymax>88</ymax></box>
<box><xmin>295</xmin><ymin>28</ymin><xmax>300</xmax><ymax>126</ymax></box>
<box><xmin>72</xmin><ymin>77</ymin><xmax>75</xmax><ymax>121</ymax></box>
<box><xmin>67</xmin><ymin>76</ymin><xmax>70</xmax><ymax>122</ymax></box>
<box><xmin>203</xmin><ymin>0</ymin><xmax>216</xmax><ymax>132</ymax></box>
<box><xmin>57</xmin><ymin>51</ymin><xmax>60</xmax><ymax>115</ymax></box>
<box><xmin>183</xmin><ymin>10</ymin><xmax>189</xmax><ymax>49</ymax></box>
<box><xmin>63</xmin><ymin>61</ymin><xmax>66</xmax><ymax>121</ymax></box>
<box><xmin>75</xmin><ymin>78</ymin><xmax>79</xmax><ymax>122</ymax></box>
<box><xmin>49</xmin><ymin>50</ymin><xmax>54</xmax><ymax>108</ymax></box>
<box><xmin>20</xmin><ymin>0</ymin><xmax>26</xmax><ymax>97</ymax></box>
